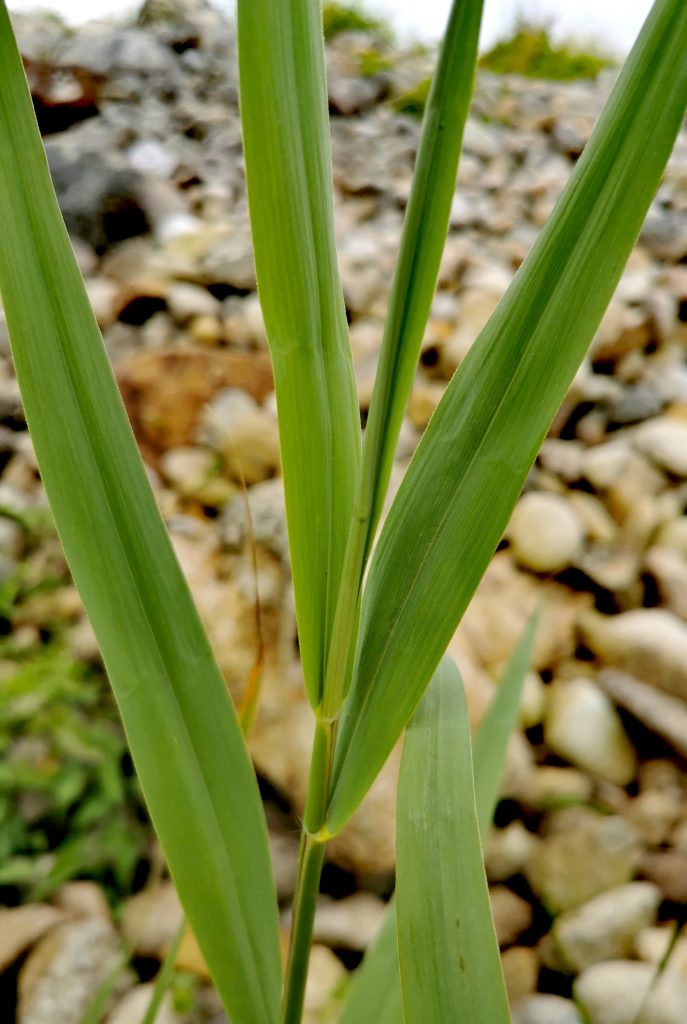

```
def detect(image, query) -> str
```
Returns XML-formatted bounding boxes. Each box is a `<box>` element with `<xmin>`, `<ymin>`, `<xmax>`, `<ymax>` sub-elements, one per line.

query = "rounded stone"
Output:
<box><xmin>544</xmin><ymin>677</ymin><xmax>637</xmax><ymax>787</ymax></box>
<box><xmin>553</xmin><ymin>882</ymin><xmax>661</xmax><ymax>973</ymax></box>
<box><xmin>508</xmin><ymin>492</ymin><xmax>585</xmax><ymax>573</ymax></box>
<box><xmin>574</xmin><ymin>960</ymin><xmax>687</xmax><ymax>1024</ymax></box>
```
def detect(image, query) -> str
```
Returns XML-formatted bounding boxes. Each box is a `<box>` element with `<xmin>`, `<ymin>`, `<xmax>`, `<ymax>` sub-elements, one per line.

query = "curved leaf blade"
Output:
<box><xmin>0</xmin><ymin>9</ymin><xmax>281</xmax><ymax>1023</ymax></box>
<box><xmin>237</xmin><ymin>0</ymin><xmax>360</xmax><ymax>707</ymax></box>
<box><xmin>327</xmin><ymin>0</ymin><xmax>687</xmax><ymax>832</ymax></box>
<box><xmin>396</xmin><ymin>657</ymin><xmax>510</xmax><ymax>1023</ymax></box>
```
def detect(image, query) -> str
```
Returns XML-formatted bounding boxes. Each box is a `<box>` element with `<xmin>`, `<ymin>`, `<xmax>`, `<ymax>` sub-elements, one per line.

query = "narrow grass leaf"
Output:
<box><xmin>237</xmin><ymin>0</ymin><xmax>360</xmax><ymax>707</ymax></box>
<box><xmin>321</xmin><ymin>0</ymin><xmax>484</xmax><ymax>716</ymax></box>
<box><xmin>327</xmin><ymin>0</ymin><xmax>687</xmax><ymax>833</ymax></box>
<box><xmin>359</xmin><ymin>0</ymin><xmax>484</xmax><ymax>554</ymax></box>
<box><xmin>0</xmin><ymin>9</ymin><xmax>280</xmax><ymax>1023</ymax></box>
<box><xmin>337</xmin><ymin>636</ymin><xmax>532</xmax><ymax>1023</ymax></box>
<box><xmin>473</xmin><ymin>612</ymin><xmax>538</xmax><ymax>838</ymax></box>
<box><xmin>396</xmin><ymin>657</ymin><xmax>510</xmax><ymax>1023</ymax></box>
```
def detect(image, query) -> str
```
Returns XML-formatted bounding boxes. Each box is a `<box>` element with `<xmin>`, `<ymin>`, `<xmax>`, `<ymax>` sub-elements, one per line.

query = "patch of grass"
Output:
<box><xmin>356</xmin><ymin>46</ymin><xmax>394</xmax><ymax>78</ymax></box>
<box><xmin>0</xmin><ymin>646</ymin><xmax>149</xmax><ymax>901</ymax></box>
<box><xmin>479</xmin><ymin>22</ymin><xmax>615</xmax><ymax>81</ymax></box>
<box><xmin>322</xmin><ymin>2</ymin><xmax>388</xmax><ymax>40</ymax></box>
<box><xmin>392</xmin><ymin>76</ymin><xmax>430</xmax><ymax>118</ymax></box>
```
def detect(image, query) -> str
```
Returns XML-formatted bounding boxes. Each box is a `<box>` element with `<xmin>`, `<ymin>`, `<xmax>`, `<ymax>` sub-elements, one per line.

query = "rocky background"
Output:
<box><xmin>1</xmin><ymin>2</ymin><xmax>687</xmax><ymax>1022</ymax></box>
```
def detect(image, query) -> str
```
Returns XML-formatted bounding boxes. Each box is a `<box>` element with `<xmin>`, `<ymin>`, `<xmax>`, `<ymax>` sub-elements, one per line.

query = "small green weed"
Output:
<box><xmin>322</xmin><ymin>3</ymin><xmax>388</xmax><ymax>40</ymax></box>
<box><xmin>480</xmin><ymin>22</ymin><xmax>614</xmax><ymax>81</ymax></box>
<box><xmin>0</xmin><ymin>646</ymin><xmax>148</xmax><ymax>901</ymax></box>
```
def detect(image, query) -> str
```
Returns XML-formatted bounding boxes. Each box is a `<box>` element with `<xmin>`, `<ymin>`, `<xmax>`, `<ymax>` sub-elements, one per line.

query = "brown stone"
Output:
<box><xmin>116</xmin><ymin>347</ymin><xmax>273</xmax><ymax>463</ymax></box>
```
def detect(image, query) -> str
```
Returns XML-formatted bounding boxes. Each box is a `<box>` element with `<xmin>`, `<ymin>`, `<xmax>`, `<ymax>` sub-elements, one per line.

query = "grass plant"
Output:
<box><xmin>0</xmin><ymin>0</ymin><xmax>686</xmax><ymax>1022</ymax></box>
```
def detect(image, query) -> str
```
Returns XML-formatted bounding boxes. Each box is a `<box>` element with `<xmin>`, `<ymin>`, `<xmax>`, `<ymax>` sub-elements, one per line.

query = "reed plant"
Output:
<box><xmin>0</xmin><ymin>0</ymin><xmax>685</xmax><ymax>1021</ymax></box>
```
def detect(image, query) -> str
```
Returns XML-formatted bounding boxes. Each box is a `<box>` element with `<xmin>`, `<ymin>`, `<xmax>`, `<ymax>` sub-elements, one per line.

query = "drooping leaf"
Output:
<box><xmin>0</xmin><ymin>8</ymin><xmax>280</xmax><ymax>1023</ymax></box>
<box><xmin>396</xmin><ymin>657</ymin><xmax>510</xmax><ymax>1023</ymax></box>
<box><xmin>237</xmin><ymin>0</ymin><xmax>360</xmax><ymax>708</ymax></box>
<box><xmin>327</xmin><ymin>0</ymin><xmax>687</xmax><ymax>832</ymax></box>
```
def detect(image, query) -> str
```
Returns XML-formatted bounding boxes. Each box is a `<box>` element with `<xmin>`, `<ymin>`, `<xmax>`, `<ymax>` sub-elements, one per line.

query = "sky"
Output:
<box><xmin>8</xmin><ymin>0</ymin><xmax>654</xmax><ymax>53</ymax></box>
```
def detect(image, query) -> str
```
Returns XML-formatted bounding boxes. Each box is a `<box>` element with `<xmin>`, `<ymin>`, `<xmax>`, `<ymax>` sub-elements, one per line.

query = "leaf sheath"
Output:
<box><xmin>237</xmin><ymin>0</ymin><xmax>360</xmax><ymax>708</ymax></box>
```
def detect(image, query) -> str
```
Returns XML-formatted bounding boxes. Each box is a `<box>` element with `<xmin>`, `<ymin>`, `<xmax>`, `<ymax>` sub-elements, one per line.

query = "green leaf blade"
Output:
<box><xmin>321</xmin><ymin>0</ymin><xmax>485</xmax><ymax>718</ymax></box>
<box><xmin>359</xmin><ymin>0</ymin><xmax>484</xmax><ymax>555</ymax></box>
<box><xmin>0</xmin><ymin>8</ymin><xmax>280</xmax><ymax>1023</ymax></box>
<box><xmin>237</xmin><ymin>0</ymin><xmax>360</xmax><ymax>707</ymax></box>
<box><xmin>337</xmin><ymin>628</ymin><xmax>534</xmax><ymax>1024</ymax></box>
<box><xmin>473</xmin><ymin>612</ymin><xmax>538</xmax><ymax>839</ymax></box>
<box><xmin>328</xmin><ymin>0</ymin><xmax>687</xmax><ymax>833</ymax></box>
<box><xmin>396</xmin><ymin>657</ymin><xmax>510</xmax><ymax>1024</ymax></box>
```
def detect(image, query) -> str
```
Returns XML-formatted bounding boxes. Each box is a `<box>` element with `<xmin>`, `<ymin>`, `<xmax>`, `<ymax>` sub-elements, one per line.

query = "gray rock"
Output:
<box><xmin>107</xmin><ymin>985</ymin><xmax>181</xmax><ymax>1024</ymax></box>
<box><xmin>508</xmin><ymin>492</ymin><xmax>585</xmax><ymax>573</ymax></box>
<box><xmin>598</xmin><ymin>669</ymin><xmax>687</xmax><ymax>760</ymax></box>
<box><xmin>554</xmin><ymin>883</ymin><xmax>661</xmax><ymax>973</ymax></box>
<box><xmin>308</xmin><ymin>893</ymin><xmax>387</xmax><ymax>951</ymax></box>
<box><xmin>526</xmin><ymin>810</ymin><xmax>641</xmax><ymax>913</ymax></box>
<box><xmin>198</xmin><ymin>388</ymin><xmax>280</xmax><ymax>485</ymax></box>
<box><xmin>634</xmin><ymin>416</ymin><xmax>687</xmax><ymax>477</ymax></box>
<box><xmin>574</xmin><ymin>960</ymin><xmax>687</xmax><ymax>1024</ymax></box>
<box><xmin>484</xmin><ymin>822</ymin><xmax>538</xmax><ymax>883</ymax></box>
<box><xmin>645</xmin><ymin>545</ymin><xmax>687</xmax><ymax>621</ymax></box>
<box><xmin>58</xmin><ymin>28</ymin><xmax>179</xmax><ymax>80</ymax></box>
<box><xmin>222</xmin><ymin>479</ymin><xmax>289</xmax><ymax>563</ymax></box>
<box><xmin>19</xmin><ymin>918</ymin><xmax>124</xmax><ymax>1024</ymax></box>
<box><xmin>512</xmin><ymin>994</ymin><xmax>582</xmax><ymax>1024</ymax></box>
<box><xmin>544</xmin><ymin>677</ymin><xmax>636</xmax><ymax>787</ymax></box>
<box><xmin>490</xmin><ymin>887</ymin><xmax>533</xmax><ymax>947</ymax></box>
<box><xmin>581</xmin><ymin>609</ymin><xmax>687</xmax><ymax>702</ymax></box>
<box><xmin>46</xmin><ymin>144</ymin><xmax>149</xmax><ymax>251</ymax></box>
<box><xmin>0</xmin><ymin>905</ymin><xmax>65</xmax><ymax>973</ymax></box>
<box><xmin>609</xmin><ymin>384</ymin><xmax>664</xmax><ymax>425</ymax></box>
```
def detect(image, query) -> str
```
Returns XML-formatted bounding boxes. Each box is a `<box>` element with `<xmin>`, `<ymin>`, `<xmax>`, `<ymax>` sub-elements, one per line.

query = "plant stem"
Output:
<box><xmin>280</xmin><ymin>831</ymin><xmax>326</xmax><ymax>1024</ymax></box>
<box><xmin>280</xmin><ymin>714</ymin><xmax>338</xmax><ymax>1022</ymax></box>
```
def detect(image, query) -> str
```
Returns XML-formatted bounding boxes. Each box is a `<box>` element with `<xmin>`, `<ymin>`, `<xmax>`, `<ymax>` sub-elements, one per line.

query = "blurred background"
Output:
<box><xmin>9</xmin><ymin>0</ymin><xmax>654</xmax><ymax>49</ymax></box>
<box><xmin>0</xmin><ymin>2</ymin><xmax>686</xmax><ymax>1023</ymax></box>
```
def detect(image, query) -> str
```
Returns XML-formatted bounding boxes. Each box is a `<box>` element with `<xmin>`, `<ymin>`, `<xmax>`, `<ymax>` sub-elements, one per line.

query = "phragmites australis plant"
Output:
<box><xmin>0</xmin><ymin>1</ymin><xmax>686</xmax><ymax>1021</ymax></box>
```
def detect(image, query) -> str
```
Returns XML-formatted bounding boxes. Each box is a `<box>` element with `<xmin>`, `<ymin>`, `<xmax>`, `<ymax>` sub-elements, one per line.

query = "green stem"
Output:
<box><xmin>279</xmin><ymin>832</ymin><xmax>326</xmax><ymax>1024</ymax></box>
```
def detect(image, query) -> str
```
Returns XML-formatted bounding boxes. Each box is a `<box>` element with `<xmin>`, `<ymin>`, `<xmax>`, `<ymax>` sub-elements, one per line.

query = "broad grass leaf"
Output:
<box><xmin>237</xmin><ymin>0</ymin><xmax>360</xmax><ymax>707</ymax></box>
<box><xmin>327</xmin><ymin>0</ymin><xmax>687</xmax><ymax>833</ymax></box>
<box><xmin>396</xmin><ymin>657</ymin><xmax>510</xmax><ymax>1023</ymax></box>
<box><xmin>337</xmin><ymin>625</ymin><xmax>534</xmax><ymax>1023</ymax></box>
<box><xmin>0</xmin><ymin>8</ymin><xmax>280</xmax><ymax>1022</ymax></box>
